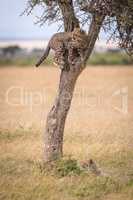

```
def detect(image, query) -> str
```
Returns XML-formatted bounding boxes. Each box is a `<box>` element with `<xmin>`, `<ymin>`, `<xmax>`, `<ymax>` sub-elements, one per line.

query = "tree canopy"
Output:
<box><xmin>24</xmin><ymin>0</ymin><xmax>133</xmax><ymax>56</ymax></box>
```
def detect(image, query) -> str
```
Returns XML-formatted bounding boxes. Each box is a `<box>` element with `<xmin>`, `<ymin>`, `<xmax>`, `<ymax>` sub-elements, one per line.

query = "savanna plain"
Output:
<box><xmin>0</xmin><ymin>66</ymin><xmax>133</xmax><ymax>200</ymax></box>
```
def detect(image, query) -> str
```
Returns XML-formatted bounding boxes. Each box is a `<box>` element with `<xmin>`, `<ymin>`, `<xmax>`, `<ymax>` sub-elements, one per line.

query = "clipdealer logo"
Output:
<box><xmin>5</xmin><ymin>86</ymin><xmax>128</xmax><ymax>114</ymax></box>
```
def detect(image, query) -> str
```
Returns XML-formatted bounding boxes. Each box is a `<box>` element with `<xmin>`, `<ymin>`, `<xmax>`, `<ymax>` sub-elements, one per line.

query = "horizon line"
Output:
<box><xmin>0</xmin><ymin>37</ymin><xmax>49</xmax><ymax>41</ymax></box>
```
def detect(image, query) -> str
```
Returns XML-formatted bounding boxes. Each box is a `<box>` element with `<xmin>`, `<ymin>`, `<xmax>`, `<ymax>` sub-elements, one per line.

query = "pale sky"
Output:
<box><xmin>0</xmin><ymin>0</ymin><xmax>59</xmax><ymax>39</ymax></box>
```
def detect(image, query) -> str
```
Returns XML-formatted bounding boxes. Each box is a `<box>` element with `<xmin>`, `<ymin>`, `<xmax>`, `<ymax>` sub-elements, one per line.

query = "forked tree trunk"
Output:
<box><xmin>43</xmin><ymin>1</ymin><xmax>105</xmax><ymax>162</ymax></box>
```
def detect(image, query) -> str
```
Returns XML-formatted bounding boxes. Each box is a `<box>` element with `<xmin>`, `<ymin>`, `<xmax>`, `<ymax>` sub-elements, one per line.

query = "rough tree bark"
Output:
<box><xmin>44</xmin><ymin>0</ymin><xmax>105</xmax><ymax>162</ymax></box>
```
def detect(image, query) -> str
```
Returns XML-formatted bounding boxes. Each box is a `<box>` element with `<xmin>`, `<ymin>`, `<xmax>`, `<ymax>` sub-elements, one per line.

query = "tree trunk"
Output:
<box><xmin>44</xmin><ymin>67</ymin><xmax>82</xmax><ymax>162</ymax></box>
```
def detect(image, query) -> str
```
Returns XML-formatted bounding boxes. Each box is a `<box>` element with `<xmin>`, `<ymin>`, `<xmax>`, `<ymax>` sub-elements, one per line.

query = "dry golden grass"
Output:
<box><xmin>0</xmin><ymin>66</ymin><xmax>133</xmax><ymax>200</ymax></box>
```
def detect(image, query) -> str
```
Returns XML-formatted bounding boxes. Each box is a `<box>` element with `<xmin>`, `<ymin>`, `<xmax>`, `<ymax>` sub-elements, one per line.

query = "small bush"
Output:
<box><xmin>55</xmin><ymin>158</ymin><xmax>82</xmax><ymax>177</ymax></box>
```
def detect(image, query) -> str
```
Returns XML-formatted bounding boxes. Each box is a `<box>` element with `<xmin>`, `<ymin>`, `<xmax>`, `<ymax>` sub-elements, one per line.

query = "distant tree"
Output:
<box><xmin>2</xmin><ymin>45</ymin><xmax>21</xmax><ymax>57</ymax></box>
<box><xmin>25</xmin><ymin>0</ymin><xmax>133</xmax><ymax>162</ymax></box>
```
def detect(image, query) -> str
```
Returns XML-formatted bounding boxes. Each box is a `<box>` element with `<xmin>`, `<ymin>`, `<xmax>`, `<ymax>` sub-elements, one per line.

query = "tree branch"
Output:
<box><xmin>84</xmin><ymin>14</ymin><xmax>105</xmax><ymax>63</ymax></box>
<box><xmin>57</xmin><ymin>0</ymin><xmax>80</xmax><ymax>31</ymax></box>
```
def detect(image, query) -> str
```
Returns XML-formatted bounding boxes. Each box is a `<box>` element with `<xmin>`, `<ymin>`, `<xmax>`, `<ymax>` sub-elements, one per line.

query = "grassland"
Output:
<box><xmin>0</xmin><ymin>66</ymin><xmax>133</xmax><ymax>200</ymax></box>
